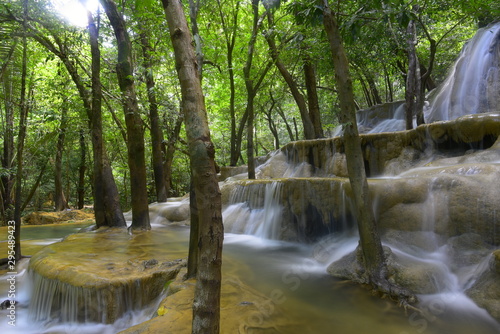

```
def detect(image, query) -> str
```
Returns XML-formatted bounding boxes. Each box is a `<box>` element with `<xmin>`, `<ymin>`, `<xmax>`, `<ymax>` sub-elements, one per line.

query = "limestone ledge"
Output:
<box><xmin>221</xmin><ymin>157</ymin><xmax>500</xmax><ymax>245</ymax></box>
<box><xmin>119</xmin><ymin>268</ymin><xmax>297</xmax><ymax>334</ymax></box>
<box><xmin>29</xmin><ymin>227</ymin><xmax>186</xmax><ymax>324</ymax></box>
<box><xmin>276</xmin><ymin>112</ymin><xmax>500</xmax><ymax>177</ymax></box>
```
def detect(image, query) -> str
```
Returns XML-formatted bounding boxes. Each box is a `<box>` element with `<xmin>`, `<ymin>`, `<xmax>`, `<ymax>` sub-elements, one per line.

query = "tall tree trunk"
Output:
<box><xmin>85</xmin><ymin>6</ymin><xmax>126</xmax><ymax>228</ymax></box>
<box><xmin>303</xmin><ymin>57</ymin><xmax>324</xmax><ymax>138</ymax></box>
<box><xmin>244</xmin><ymin>0</ymin><xmax>273</xmax><ymax>178</ymax></box>
<box><xmin>188</xmin><ymin>0</ymin><xmax>204</xmax><ymax>79</ymax></box>
<box><xmin>77</xmin><ymin>128</ymin><xmax>86</xmax><ymax>209</ymax></box>
<box><xmin>322</xmin><ymin>2</ymin><xmax>415</xmax><ymax>304</ymax></box>
<box><xmin>163</xmin><ymin>113</ymin><xmax>183</xmax><ymax>197</ymax></box>
<box><xmin>216</xmin><ymin>0</ymin><xmax>240</xmax><ymax>166</ymax></box>
<box><xmin>244</xmin><ymin>0</ymin><xmax>260</xmax><ymax>180</ymax></box>
<box><xmin>28</xmin><ymin>3</ymin><xmax>125</xmax><ymax>226</ymax></box>
<box><xmin>405</xmin><ymin>19</ymin><xmax>420</xmax><ymax>130</ymax></box>
<box><xmin>1</xmin><ymin>65</ymin><xmax>14</xmax><ymax>222</ymax></box>
<box><xmin>364</xmin><ymin>70</ymin><xmax>382</xmax><ymax>106</ymax></box>
<box><xmin>187</xmin><ymin>181</ymin><xmax>199</xmax><ymax>279</ymax></box>
<box><xmin>139</xmin><ymin>27</ymin><xmax>168</xmax><ymax>203</ymax></box>
<box><xmin>13</xmin><ymin>0</ymin><xmax>29</xmax><ymax>260</ymax></box>
<box><xmin>322</xmin><ymin>0</ymin><xmax>385</xmax><ymax>285</ymax></box>
<box><xmin>264</xmin><ymin>11</ymin><xmax>315</xmax><ymax>140</ymax></box>
<box><xmin>101</xmin><ymin>0</ymin><xmax>150</xmax><ymax>230</ymax></box>
<box><xmin>246</xmin><ymin>93</ymin><xmax>256</xmax><ymax>179</ymax></box>
<box><xmin>55</xmin><ymin>103</ymin><xmax>69</xmax><ymax>211</ymax></box>
<box><xmin>162</xmin><ymin>1</ymin><xmax>224</xmax><ymax>333</ymax></box>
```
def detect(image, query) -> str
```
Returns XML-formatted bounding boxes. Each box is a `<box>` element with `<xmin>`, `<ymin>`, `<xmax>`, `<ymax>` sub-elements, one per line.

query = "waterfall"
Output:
<box><xmin>425</xmin><ymin>22</ymin><xmax>500</xmax><ymax>122</ymax></box>
<box><xmin>222</xmin><ymin>178</ymin><xmax>356</xmax><ymax>242</ymax></box>
<box><xmin>223</xmin><ymin>181</ymin><xmax>284</xmax><ymax>240</ymax></box>
<box><xmin>28</xmin><ymin>271</ymin><xmax>147</xmax><ymax>324</ymax></box>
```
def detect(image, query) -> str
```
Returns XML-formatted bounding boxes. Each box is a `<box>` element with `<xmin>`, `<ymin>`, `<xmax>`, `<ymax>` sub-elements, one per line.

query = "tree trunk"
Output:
<box><xmin>101</xmin><ymin>0</ymin><xmax>150</xmax><ymax>230</ymax></box>
<box><xmin>162</xmin><ymin>1</ymin><xmax>224</xmax><ymax>333</ymax></box>
<box><xmin>265</xmin><ymin>102</ymin><xmax>280</xmax><ymax>149</ymax></box>
<box><xmin>55</xmin><ymin>104</ymin><xmax>69</xmax><ymax>211</ymax></box>
<box><xmin>405</xmin><ymin>19</ymin><xmax>420</xmax><ymax>130</ymax></box>
<box><xmin>264</xmin><ymin>11</ymin><xmax>315</xmax><ymax>140</ymax></box>
<box><xmin>246</xmin><ymin>93</ymin><xmax>256</xmax><ymax>179</ymax></box>
<box><xmin>77</xmin><ymin>128</ymin><xmax>86</xmax><ymax>209</ymax></box>
<box><xmin>85</xmin><ymin>6</ymin><xmax>126</xmax><ymax>228</ymax></box>
<box><xmin>1</xmin><ymin>65</ymin><xmax>15</xmax><ymax>222</ymax></box>
<box><xmin>322</xmin><ymin>0</ymin><xmax>385</xmax><ymax>283</ymax></box>
<box><xmin>244</xmin><ymin>0</ymin><xmax>273</xmax><ymax>178</ymax></box>
<box><xmin>28</xmin><ymin>3</ymin><xmax>125</xmax><ymax>226</ymax></box>
<box><xmin>187</xmin><ymin>181</ymin><xmax>199</xmax><ymax>279</ymax></box>
<box><xmin>139</xmin><ymin>28</ymin><xmax>168</xmax><ymax>203</ymax></box>
<box><xmin>216</xmin><ymin>0</ymin><xmax>240</xmax><ymax>167</ymax></box>
<box><xmin>163</xmin><ymin>113</ymin><xmax>183</xmax><ymax>197</ymax></box>
<box><xmin>322</xmin><ymin>2</ymin><xmax>415</xmax><ymax>304</ymax></box>
<box><xmin>365</xmin><ymin>70</ymin><xmax>382</xmax><ymax>106</ymax></box>
<box><xmin>274</xmin><ymin>99</ymin><xmax>295</xmax><ymax>142</ymax></box>
<box><xmin>13</xmin><ymin>0</ymin><xmax>29</xmax><ymax>260</ymax></box>
<box><xmin>303</xmin><ymin>57</ymin><xmax>324</xmax><ymax>138</ymax></box>
<box><xmin>189</xmin><ymin>0</ymin><xmax>204</xmax><ymax>79</ymax></box>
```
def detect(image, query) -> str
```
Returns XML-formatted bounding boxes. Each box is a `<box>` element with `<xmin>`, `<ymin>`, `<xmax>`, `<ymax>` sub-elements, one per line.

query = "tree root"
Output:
<box><xmin>368</xmin><ymin>274</ymin><xmax>423</xmax><ymax>315</ymax></box>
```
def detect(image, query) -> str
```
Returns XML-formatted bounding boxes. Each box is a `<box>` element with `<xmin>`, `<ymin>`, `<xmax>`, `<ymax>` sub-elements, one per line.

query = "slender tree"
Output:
<box><xmin>13</xmin><ymin>0</ymin><xmax>29</xmax><ymax>261</ymax></box>
<box><xmin>405</xmin><ymin>18</ymin><xmax>421</xmax><ymax>130</ymax></box>
<box><xmin>85</xmin><ymin>5</ymin><xmax>126</xmax><ymax>228</ymax></box>
<box><xmin>138</xmin><ymin>25</ymin><xmax>168</xmax><ymax>203</ymax></box>
<box><xmin>101</xmin><ymin>0</ymin><xmax>150</xmax><ymax>230</ymax></box>
<box><xmin>54</xmin><ymin>101</ymin><xmax>69</xmax><ymax>211</ymax></box>
<box><xmin>1</xmin><ymin>46</ymin><xmax>16</xmax><ymax>222</ymax></box>
<box><xmin>161</xmin><ymin>0</ymin><xmax>224</xmax><ymax>333</ymax></box>
<box><xmin>77</xmin><ymin>128</ymin><xmax>86</xmax><ymax>209</ymax></box>
<box><xmin>264</xmin><ymin>9</ymin><xmax>316</xmax><ymax>139</ymax></box>
<box><xmin>322</xmin><ymin>0</ymin><xmax>414</xmax><ymax>303</ymax></box>
<box><xmin>216</xmin><ymin>0</ymin><xmax>241</xmax><ymax>166</ymax></box>
<box><xmin>244</xmin><ymin>0</ymin><xmax>273</xmax><ymax>178</ymax></box>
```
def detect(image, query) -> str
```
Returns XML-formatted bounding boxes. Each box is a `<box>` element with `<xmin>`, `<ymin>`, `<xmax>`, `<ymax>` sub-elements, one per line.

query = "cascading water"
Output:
<box><xmin>425</xmin><ymin>22</ymin><xmax>500</xmax><ymax>123</ymax></box>
<box><xmin>351</xmin><ymin>22</ymin><xmax>500</xmax><ymax>134</ymax></box>
<box><xmin>223</xmin><ymin>181</ymin><xmax>284</xmax><ymax>239</ymax></box>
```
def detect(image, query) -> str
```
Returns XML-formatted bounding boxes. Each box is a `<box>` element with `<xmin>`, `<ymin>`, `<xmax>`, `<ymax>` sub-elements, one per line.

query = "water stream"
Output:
<box><xmin>2</xmin><ymin>197</ymin><xmax>499</xmax><ymax>334</ymax></box>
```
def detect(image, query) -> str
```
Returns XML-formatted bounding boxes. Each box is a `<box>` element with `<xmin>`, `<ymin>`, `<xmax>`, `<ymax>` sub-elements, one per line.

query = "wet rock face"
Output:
<box><xmin>466</xmin><ymin>250</ymin><xmax>500</xmax><ymax>321</ymax></box>
<box><xmin>221</xmin><ymin>153</ymin><xmax>500</xmax><ymax>245</ymax></box>
<box><xmin>28</xmin><ymin>228</ymin><xmax>186</xmax><ymax>324</ymax></box>
<box><xmin>276</xmin><ymin>112</ymin><xmax>500</xmax><ymax>178</ymax></box>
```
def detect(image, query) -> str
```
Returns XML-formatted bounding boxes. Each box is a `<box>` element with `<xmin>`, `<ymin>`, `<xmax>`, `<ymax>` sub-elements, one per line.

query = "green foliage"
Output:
<box><xmin>0</xmin><ymin>0</ymin><xmax>494</xmax><ymax>212</ymax></box>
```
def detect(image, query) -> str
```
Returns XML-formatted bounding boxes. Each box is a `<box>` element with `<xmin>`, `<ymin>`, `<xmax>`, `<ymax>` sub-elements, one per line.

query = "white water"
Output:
<box><xmin>2</xmin><ymin>194</ymin><xmax>499</xmax><ymax>334</ymax></box>
<box><xmin>350</xmin><ymin>22</ymin><xmax>500</xmax><ymax>134</ymax></box>
<box><xmin>425</xmin><ymin>22</ymin><xmax>500</xmax><ymax>123</ymax></box>
<box><xmin>224</xmin><ymin>181</ymin><xmax>284</xmax><ymax>239</ymax></box>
